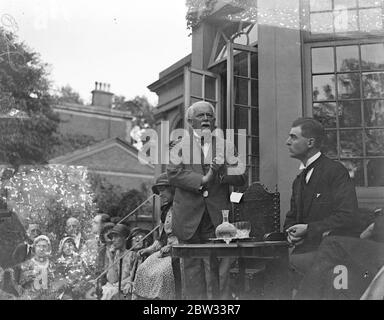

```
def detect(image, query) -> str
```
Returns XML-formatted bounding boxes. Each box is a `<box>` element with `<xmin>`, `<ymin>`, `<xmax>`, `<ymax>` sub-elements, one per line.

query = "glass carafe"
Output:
<box><xmin>215</xmin><ymin>210</ymin><xmax>237</xmax><ymax>244</ymax></box>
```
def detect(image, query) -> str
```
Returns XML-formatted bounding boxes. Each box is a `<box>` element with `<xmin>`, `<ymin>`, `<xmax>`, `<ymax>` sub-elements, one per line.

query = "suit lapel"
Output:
<box><xmin>294</xmin><ymin>175</ymin><xmax>304</xmax><ymax>222</ymax></box>
<box><xmin>302</xmin><ymin>156</ymin><xmax>325</xmax><ymax>218</ymax></box>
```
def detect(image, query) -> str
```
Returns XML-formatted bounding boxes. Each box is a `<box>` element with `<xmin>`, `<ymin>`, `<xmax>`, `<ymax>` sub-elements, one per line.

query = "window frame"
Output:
<box><xmin>301</xmin><ymin>0</ymin><xmax>384</xmax><ymax>42</ymax></box>
<box><xmin>303</xmin><ymin>38</ymin><xmax>384</xmax><ymax>196</ymax></box>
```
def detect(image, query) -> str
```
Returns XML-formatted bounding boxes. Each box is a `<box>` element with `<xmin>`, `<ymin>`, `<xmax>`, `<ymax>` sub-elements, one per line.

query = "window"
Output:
<box><xmin>209</xmin><ymin>22</ymin><xmax>258</xmax><ymax>66</ymax></box>
<box><xmin>184</xmin><ymin>67</ymin><xmax>220</xmax><ymax>127</ymax></box>
<box><xmin>303</xmin><ymin>0</ymin><xmax>384</xmax><ymax>36</ymax></box>
<box><xmin>231</xmin><ymin>47</ymin><xmax>259</xmax><ymax>185</ymax></box>
<box><xmin>309</xmin><ymin>41</ymin><xmax>384</xmax><ymax>186</ymax></box>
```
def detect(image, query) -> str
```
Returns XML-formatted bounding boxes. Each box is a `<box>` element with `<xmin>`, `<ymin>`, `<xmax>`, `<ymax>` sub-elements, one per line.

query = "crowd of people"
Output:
<box><xmin>1</xmin><ymin>100</ymin><xmax>383</xmax><ymax>300</ymax></box>
<box><xmin>0</xmin><ymin>172</ymin><xmax>179</xmax><ymax>301</ymax></box>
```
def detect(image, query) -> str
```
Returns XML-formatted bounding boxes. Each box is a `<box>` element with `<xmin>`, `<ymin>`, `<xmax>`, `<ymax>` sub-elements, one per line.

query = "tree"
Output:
<box><xmin>49</xmin><ymin>133</ymin><xmax>98</xmax><ymax>159</ymax></box>
<box><xmin>53</xmin><ymin>84</ymin><xmax>84</xmax><ymax>105</ymax></box>
<box><xmin>116</xmin><ymin>184</ymin><xmax>152</xmax><ymax>219</ymax></box>
<box><xmin>3</xmin><ymin>165</ymin><xmax>97</xmax><ymax>250</ymax></box>
<box><xmin>88</xmin><ymin>173</ymin><xmax>123</xmax><ymax>217</ymax></box>
<box><xmin>113</xmin><ymin>95</ymin><xmax>155</xmax><ymax>128</ymax></box>
<box><xmin>0</xmin><ymin>27</ymin><xmax>60</xmax><ymax>169</ymax></box>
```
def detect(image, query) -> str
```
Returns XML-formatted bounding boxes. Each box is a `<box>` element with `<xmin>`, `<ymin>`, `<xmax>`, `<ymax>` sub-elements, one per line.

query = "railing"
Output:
<box><xmin>92</xmin><ymin>193</ymin><xmax>160</xmax><ymax>300</ymax></box>
<box><xmin>3</xmin><ymin>194</ymin><xmax>160</xmax><ymax>300</ymax></box>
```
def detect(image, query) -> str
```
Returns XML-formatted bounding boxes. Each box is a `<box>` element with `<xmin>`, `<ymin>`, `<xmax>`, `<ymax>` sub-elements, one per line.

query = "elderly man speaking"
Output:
<box><xmin>167</xmin><ymin>101</ymin><xmax>247</xmax><ymax>299</ymax></box>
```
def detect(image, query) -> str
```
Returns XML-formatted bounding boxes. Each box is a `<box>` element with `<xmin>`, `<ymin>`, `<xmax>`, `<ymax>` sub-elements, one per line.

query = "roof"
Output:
<box><xmin>148</xmin><ymin>54</ymin><xmax>191</xmax><ymax>93</ymax></box>
<box><xmin>53</xmin><ymin>103</ymin><xmax>133</xmax><ymax>120</ymax></box>
<box><xmin>49</xmin><ymin>137</ymin><xmax>154</xmax><ymax>171</ymax></box>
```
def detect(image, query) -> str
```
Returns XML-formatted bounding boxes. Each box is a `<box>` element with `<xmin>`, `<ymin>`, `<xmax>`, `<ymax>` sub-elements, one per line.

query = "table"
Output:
<box><xmin>172</xmin><ymin>241</ymin><xmax>289</xmax><ymax>300</ymax></box>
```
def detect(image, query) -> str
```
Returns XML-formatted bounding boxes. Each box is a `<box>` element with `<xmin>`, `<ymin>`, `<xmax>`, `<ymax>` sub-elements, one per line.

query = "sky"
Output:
<box><xmin>1</xmin><ymin>0</ymin><xmax>192</xmax><ymax>105</ymax></box>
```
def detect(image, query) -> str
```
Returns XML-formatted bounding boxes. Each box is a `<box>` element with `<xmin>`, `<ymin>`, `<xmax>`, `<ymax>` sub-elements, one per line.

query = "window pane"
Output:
<box><xmin>367</xmin><ymin>158</ymin><xmax>384</xmax><ymax>186</ymax></box>
<box><xmin>359</xmin><ymin>8</ymin><xmax>383</xmax><ymax>32</ymax></box>
<box><xmin>358</xmin><ymin>0</ymin><xmax>382</xmax><ymax>7</ymax></box>
<box><xmin>364</xmin><ymin>100</ymin><xmax>384</xmax><ymax>126</ymax></box>
<box><xmin>312</xmin><ymin>47</ymin><xmax>335</xmax><ymax>73</ymax></box>
<box><xmin>251</xmin><ymin>108</ymin><xmax>259</xmax><ymax>136</ymax></box>
<box><xmin>251</xmin><ymin>138</ymin><xmax>259</xmax><ymax>156</ymax></box>
<box><xmin>234</xmin><ymin>52</ymin><xmax>248</xmax><ymax>77</ymax></box>
<box><xmin>322</xmin><ymin>130</ymin><xmax>338</xmax><ymax>157</ymax></box>
<box><xmin>251</xmin><ymin>80</ymin><xmax>258</xmax><ymax>107</ymax></box>
<box><xmin>313</xmin><ymin>75</ymin><xmax>336</xmax><ymax>100</ymax></box>
<box><xmin>336</xmin><ymin>46</ymin><xmax>359</xmax><ymax>71</ymax></box>
<box><xmin>335</xmin><ymin>0</ymin><xmax>358</xmax><ymax>9</ymax></box>
<box><xmin>340</xmin><ymin>159</ymin><xmax>365</xmax><ymax>186</ymax></box>
<box><xmin>191</xmin><ymin>73</ymin><xmax>203</xmax><ymax>97</ymax></box>
<box><xmin>251</xmin><ymin>53</ymin><xmax>258</xmax><ymax>79</ymax></box>
<box><xmin>205</xmin><ymin>76</ymin><xmax>216</xmax><ymax>101</ymax></box>
<box><xmin>233</xmin><ymin>33</ymin><xmax>249</xmax><ymax>46</ymax></box>
<box><xmin>366</xmin><ymin>129</ymin><xmax>384</xmax><ymax>155</ymax></box>
<box><xmin>313</xmin><ymin>102</ymin><xmax>337</xmax><ymax>128</ymax></box>
<box><xmin>234</xmin><ymin>78</ymin><xmax>248</xmax><ymax>105</ymax></box>
<box><xmin>361</xmin><ymin>43</ymin><xmax>384</xmax><ymax>70</ymax></box>
<box><xmin>248</xmin><ymin>24</ymin><xmax>258</xmax><ymax>44</ymax></box>
<box><xmin>311</xmin><ymin>12</ymin><xmax>334</xmax><ymax>33</ymax></box>
<box><xmin>310</xmin><ymin>0</ymin><xmax>332</xmax><ymax>12</ymax></box>
<box><xmin>340</xmin><ymin>130</ymin><xmax>363</xmax><ymax>157</ymax></box>
<box><xmin>234</xmin><ymin>106</ymin><xmax>249</xmax><ymax>132</ymax></box>
<box><xmin>362</xmin><ymin>72</ymin><xmax>384</xmax><ymax>98</ymax></box>
<box><xmin>334</xmin><ymin>9</ymin><xmax>358</xmax><ymax>32</ymax></box>
<box><xmin>339</xmin><ymin>101</ymin><xmax>362</xmax><ymax>127</ymax></box>
<box><xmin>337</xmin><ymin>73</ymin><xmax>361</xmax><ymax>99</ymax></box>
<box><xmin>250</xmin><ymin>157</ymin><xmax>259</xmax><ymax>181</ymax></box>
<box><xmin>191</xmin><ymin>97</ymin><xmax>201</xmax><ymax>105</ymax></box>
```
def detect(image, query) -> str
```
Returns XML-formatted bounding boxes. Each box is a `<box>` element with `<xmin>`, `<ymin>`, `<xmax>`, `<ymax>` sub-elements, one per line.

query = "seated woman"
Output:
<box><xmin>132</xmin><ymin>173</ymin><xmax>178</xmax><ymax>300</ymax></box>
<box><xmin>84</xmin><ymin>222</ymin><xmax>115</xmax><ymax>300</ymax></box>
<box><xmin>101</xmin><ymin>224</ymin><xmax>135</xmax><ymax>300</ymax></box>
<box><xmin>18</xmin><ymin>235</ymin><xmax>56</xmax><ymax>299</ymax></box>
<box><xmin>55</xmin><ymin>237</ymin><xmax>89</xmax><ymax>299</ymax></box>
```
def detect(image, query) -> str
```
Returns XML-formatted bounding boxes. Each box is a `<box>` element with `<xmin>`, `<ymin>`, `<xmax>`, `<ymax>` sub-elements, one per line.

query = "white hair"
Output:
<box><xmin>66</xmin><ymin>217</ymin><xmax>80</xmax><ymax>226</ymax></box>
<box><xmin>185</xmin><ymin>101</ymin><xmax>215</xmax><ymax>123</ymax></box>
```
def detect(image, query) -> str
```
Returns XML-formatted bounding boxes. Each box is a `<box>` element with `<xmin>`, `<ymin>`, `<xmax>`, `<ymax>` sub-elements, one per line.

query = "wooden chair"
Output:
<box><xmin>233</xmin><ymin>182</ymin><xmax>280</xmax><ymax>239</ymax></box>
<box><xmin>230</xmin><ymin>183</ymin><xmax>283</xmax><ymax>299</ymax></box>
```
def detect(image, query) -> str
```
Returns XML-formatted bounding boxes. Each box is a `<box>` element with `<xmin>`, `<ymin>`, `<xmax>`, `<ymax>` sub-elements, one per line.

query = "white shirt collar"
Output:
<box><xmin>192</xmin><ymin>130</ymin><xmax>211</xmax><ymax>144</ymax></box>
<box><xmin>299</xmin><ymin>151</ymin><xmax>321</xmax><ymax>170</ymax></box>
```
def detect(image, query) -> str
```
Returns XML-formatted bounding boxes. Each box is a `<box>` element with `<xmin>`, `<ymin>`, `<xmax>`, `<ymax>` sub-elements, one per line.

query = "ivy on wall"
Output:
<box><xmin>186</xmin><ymin>0</ymin><xmax>218</xmax><ymax>31</ymax></box>
<box><xmin>186</xmin><ymin>0</ymin><xmax>258</xmax><ymax>32</ymax></box>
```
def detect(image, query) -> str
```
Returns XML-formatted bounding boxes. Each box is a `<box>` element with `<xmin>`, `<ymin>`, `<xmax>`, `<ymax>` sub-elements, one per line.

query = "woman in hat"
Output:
<box><xmin>101</xmin><ymin>223</ymin><xmax>138</xmax><ymax>300</ymax></box>
<box><xmin>132</xmin><ymin>172</ymin><xmax>178</xmax><ymax>300</ymax></box>
<box><xmin>18</xmin><ymin>235</ymin><xmax>56</xmax><ymax>299</ymax></box>
<box><xmin>55</xmin><ymin>237</ymin><xmax>88</xmax><ymax>299</ymax></box>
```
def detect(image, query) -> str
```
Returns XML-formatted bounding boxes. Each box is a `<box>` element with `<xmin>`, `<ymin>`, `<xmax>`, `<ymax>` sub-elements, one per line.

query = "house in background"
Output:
<box><xmin>53</xmin><ymin>82</ymin><xmax>134</xmax><ymax>143</ymax></box>
<box><xmin>49</xmin><ymin>137</ymin><xmax>154</xmax><ymax>191</ymax></box>
<box><xmin>148</xmin><ymin>0</ymin><xmax>384</xmax><ymax>228</ymax></box>
<box><xmin>49</xmin><ymin>137</ymin><xmax>156</xmax><ymax>230</ymax></box>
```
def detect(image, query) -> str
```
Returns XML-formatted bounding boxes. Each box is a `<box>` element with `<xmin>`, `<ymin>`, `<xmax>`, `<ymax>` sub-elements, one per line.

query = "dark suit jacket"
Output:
<box><xmin>167</xmin><ymin>133</ymin><xmax>247</xmax><ymax>241</ymax></box>
<box><xmin>12</xmin><ymin>241</ymin><xmax>33</xmax><ymax>283</ymax></box>
<box><xmin>284</xmin><ymin>154</ymin><xmax>361</xmax><ymax>253</ymax></box>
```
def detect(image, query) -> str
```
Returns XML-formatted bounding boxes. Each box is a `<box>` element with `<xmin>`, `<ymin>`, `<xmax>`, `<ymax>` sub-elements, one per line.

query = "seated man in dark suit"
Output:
<box><xmin>295</xmin><ymin>214</ymin><xmax>384</xmax><ymax>300</ymax></box>
<box><xmin>12</xmin><ymin>223</ymin><xmax>42</xmax><ymax>283</ymax></box>
<box><xmin>284</xmin><ymin>118</ymin><xmax>362</xmax><ymax>276</ymax></box>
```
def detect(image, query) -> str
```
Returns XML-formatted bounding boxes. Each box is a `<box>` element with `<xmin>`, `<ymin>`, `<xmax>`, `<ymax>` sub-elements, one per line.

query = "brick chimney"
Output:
<box><xmin>91</xmin><ymin>82</ymin><xmax>113</xmax><ymax>108</ymax></box>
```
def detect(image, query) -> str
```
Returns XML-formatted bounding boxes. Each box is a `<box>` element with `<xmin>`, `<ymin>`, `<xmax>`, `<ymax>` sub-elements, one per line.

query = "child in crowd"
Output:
<box><xmin>101</xmin><ymin>224</ymin><xmax>133</xmax><ymax>300</ymax></box>
<box><xmin>101</xmin><ymin>225</ymin><xmax>151</xmax><ymax>300</ymax></box>
<box><xmin>55</xmin><ymin>237</ymin><xmax>89</xmax><ymax>299</ymax></box>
